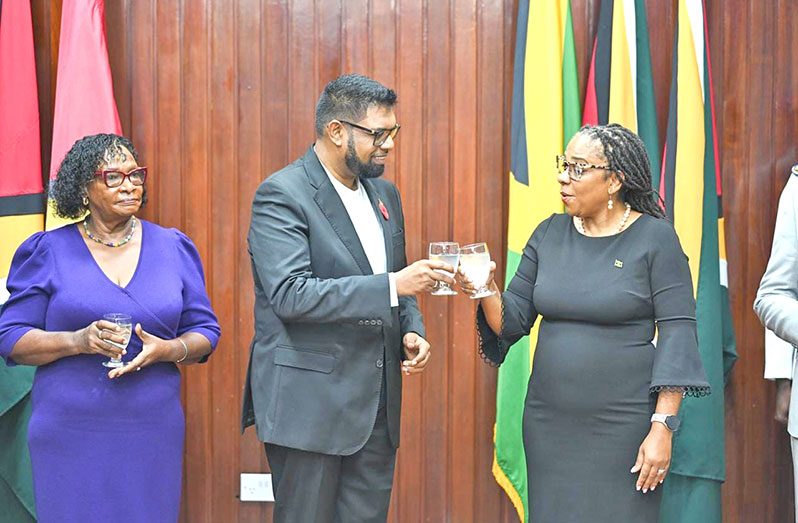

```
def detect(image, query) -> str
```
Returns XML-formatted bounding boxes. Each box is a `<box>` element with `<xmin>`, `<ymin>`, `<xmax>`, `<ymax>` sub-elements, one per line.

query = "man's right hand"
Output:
<box><xmin>395</xmin><ymin>259</ymin><xmax>456</xmax><ymax>296</ymax></box>
<box><xmin>776</xmin><ymin>379</ymin><xmax>791</xmax><ymax>426</ymax></box>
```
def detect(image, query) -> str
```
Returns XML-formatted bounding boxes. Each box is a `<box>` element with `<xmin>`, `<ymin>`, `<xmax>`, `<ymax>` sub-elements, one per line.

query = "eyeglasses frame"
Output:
<box><xmin>94</xmin><ymin>166</ymin><xmax>148</xmax><ymax>188</ymax></box>
<box><xmin>555</xmin><ymin>154</ymin><xmax>610</xmax><ymax>181</ymax></box>
<box><xmin>337</xmin><ymin>120</ymin><xmax>401</xmax><ymax>147</ymax></box>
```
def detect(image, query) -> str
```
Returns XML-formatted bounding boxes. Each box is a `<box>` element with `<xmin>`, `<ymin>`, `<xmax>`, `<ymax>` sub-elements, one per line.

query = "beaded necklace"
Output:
<box><xmin>83</xmin><ymin>216</ymin><xmax>137</xmax><ymax>248</ymax></box>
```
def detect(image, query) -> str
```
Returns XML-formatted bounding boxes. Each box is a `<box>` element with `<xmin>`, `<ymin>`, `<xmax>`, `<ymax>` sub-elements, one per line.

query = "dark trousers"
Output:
<box><xmin>264</xmin><ymin>407</ymin><xmax>396</xmax><ymax>523</ymax></box>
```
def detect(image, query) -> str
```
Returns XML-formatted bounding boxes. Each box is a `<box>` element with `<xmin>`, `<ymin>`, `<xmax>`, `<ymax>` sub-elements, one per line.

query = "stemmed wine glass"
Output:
<box><xmin>101</xmin><ymin>313</ymin><xmax>132</xmax><ymax>368</ymax></box>
<box><xmin>459</xmin><ymin>242</ymin><xmax>496</xmax><ymax>299</ymax></box>
<box><xmin>428</xmin><ymin>242</ymin><xmax>460</xmax><ymax>296</ymax></box>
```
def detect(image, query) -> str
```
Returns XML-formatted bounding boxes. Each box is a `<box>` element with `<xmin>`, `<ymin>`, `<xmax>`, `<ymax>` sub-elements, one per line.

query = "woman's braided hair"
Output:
<box><xmin>579</xmin><ymin>123</ymin><xmax>666</xmax><ymax>219</ymax></box>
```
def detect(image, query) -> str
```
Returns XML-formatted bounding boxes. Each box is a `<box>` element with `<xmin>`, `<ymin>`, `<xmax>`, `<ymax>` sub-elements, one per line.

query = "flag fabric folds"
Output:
<box><xmin>0</xmin><ymin>0</ymin><xmax>41</xmax><ymax>520</ymax></box>
<box><xmin>494</xmin><ymin>1</ymin><xmax>580</xmax><ymax>520</ymax></box>
<box><xmin>582</xmin><ymin>0</ymin><xmax>660</xmax><ymax>181</ymax></box>
<box><xmin>46</xmin><ymin>0</ymin><xmax>122</xmax><ymax>230</ymax></box>
<box><xmin>657</xmin><ymin>1</ymin><xmax>737</xmax><ymax>521</ymax></box>
<box><xmin>0</xmin><ymin>0</ymin><xmax>45</xmax><ymax>286</ymax></box>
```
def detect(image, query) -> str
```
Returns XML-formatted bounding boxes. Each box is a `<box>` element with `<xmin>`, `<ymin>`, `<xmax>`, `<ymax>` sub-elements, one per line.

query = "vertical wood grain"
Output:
<box><xmin>29</xmin><ymin>0</ymin><xmax>798</xmax><ymax>520</ymax></box>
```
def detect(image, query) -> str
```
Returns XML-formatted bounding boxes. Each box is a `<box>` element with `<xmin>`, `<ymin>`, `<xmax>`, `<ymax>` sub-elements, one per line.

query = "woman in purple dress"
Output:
<box><xmin>0</xmin><ymin>134</ymin><xmax>221</xmax><ymax>522</ymax></box>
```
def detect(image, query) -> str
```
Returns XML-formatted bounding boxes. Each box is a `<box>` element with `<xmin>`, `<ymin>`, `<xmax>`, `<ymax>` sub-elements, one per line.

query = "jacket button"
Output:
<box><xmin>376</xmin><ymin>320</ymin><xmax>383</xmax><ymax>326</ymax></box>
<box><xmin>376</xmin><ymin>358</ymin><xmax>384</xmax><ymax>368</ymax></box>
<box><xmin>358</xmin><ymin>320</ymin><xmax>364</xmax><ymax>326</ymax></box>
<box><xmin>370</xmin><ymin>319</ymin><xmax>377</xmax><ymax>326</ymax></box>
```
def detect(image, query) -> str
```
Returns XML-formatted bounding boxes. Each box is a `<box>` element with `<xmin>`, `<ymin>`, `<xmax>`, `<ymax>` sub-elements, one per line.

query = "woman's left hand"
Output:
<box><xmin>630</xmin><ymin>423</ymin><xmax>672</xmax><ymax>493</ymax></box>
<box><xmin>108</xmin><ymin>323</ymin><xmax>173</xmax><ymax>379</ymax></box>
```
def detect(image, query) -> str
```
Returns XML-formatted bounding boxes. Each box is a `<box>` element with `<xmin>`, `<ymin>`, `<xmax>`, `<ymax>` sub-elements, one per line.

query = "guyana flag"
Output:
<box><xmin>657</xmin><ymin>1</ymin><xmax>737</xmax><ymax>521</ymax></box>
<box><xmin>495</xmin><ymin>1</ymin><xmax>580</xmax><ymax>520</ymax></box>
<box><xmin>582</xmin><ymin>0</ymin><xmax>660</xmax><ymax>180</ymax></box>
<box><xmin>0</xmin><ymin>0</ymin><xmax>41</xmax><ymax>520</ymax></box>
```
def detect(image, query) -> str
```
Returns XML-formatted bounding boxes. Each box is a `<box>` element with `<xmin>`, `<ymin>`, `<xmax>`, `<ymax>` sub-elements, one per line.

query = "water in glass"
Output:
<box><xmin>460</xmin><ymin>242</ymin><xmax>496</xmax><ymax>299</ymax></box>
<box><xmin>429</xmin><ymin>242</ymin><xmax>460</xmax><ymax>296</ymax></box>
<box><xmin>102</xmin><ymin>313</ymin><xmax>132</xmax><ymax>368</ymax></box>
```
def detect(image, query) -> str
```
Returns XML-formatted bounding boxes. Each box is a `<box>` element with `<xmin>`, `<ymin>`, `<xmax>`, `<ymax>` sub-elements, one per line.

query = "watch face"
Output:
<box><xmin>665</xmin><ymin>416</ymin><xmax>681</xmax><ymax>431</ymax></box>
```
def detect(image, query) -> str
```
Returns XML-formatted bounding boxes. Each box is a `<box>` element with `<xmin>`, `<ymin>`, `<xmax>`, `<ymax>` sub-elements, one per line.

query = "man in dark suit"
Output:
<box><xmin>242</xmin><ymin>74</ymin><xmax>454</xmax><ymax>522</ymax></box>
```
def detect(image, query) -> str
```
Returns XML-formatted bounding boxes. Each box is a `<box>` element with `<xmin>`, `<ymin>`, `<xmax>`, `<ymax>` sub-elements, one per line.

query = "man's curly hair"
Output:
<box><xmin>50</xmin><ymin>134</ymin><xmax>146</xmax><ymax>219</ymax></box>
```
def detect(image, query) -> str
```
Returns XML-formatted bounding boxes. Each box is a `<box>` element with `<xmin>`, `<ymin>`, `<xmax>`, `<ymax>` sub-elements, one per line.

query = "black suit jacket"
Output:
<box><xmin>242</xmin><ymin>147</ymin><xmax>424</xmax><ymax>454</ymax></box>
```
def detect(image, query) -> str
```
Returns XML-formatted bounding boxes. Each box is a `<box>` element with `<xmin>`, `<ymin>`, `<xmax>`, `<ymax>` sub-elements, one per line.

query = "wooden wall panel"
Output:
<box><xmin>27</xmin><ymin>0</ymin><xmax>798</xmax><ymax>521</ymax></box>
<box><xmin>711</xmin><ymin>1</ymin><xmax>798</xmax><ymax>522</ymax></box>
<box><xmin>117</xmin><ymin>1</ymin><xmax>515</xmax><ymax>521</ymax></box>
<box><xmin>391</xmin><ymin>1</ymin><xmax>426</xmax><ymax>520</ymax></box>
<box><xmin>30</xmin><ymin>0</ymin><xmax>60</xmax><ymax>180</ymax></box>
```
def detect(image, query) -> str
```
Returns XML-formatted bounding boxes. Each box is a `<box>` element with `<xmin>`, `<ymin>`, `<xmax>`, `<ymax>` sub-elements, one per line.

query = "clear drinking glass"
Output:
<box><xmin>459</xmin><ymin>242</ymin><xmax>496</xmax><ymax>299</ymax></box>
<box><xmin>101</xmin><ymin>313</ymin><xmax>132</xmax><ymax>368</ymax></box>
<box><xmin>428</xmin><ymin>242</ymin><xmax>460</xmax><ymax>296</ymax></box>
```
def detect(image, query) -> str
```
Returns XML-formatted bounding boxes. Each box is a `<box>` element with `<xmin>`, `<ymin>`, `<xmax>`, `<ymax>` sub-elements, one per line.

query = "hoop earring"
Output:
<box><xmin>82</xmin><ymin>195</ymin><xmax>89</xmax><ymax>206</ymax></box>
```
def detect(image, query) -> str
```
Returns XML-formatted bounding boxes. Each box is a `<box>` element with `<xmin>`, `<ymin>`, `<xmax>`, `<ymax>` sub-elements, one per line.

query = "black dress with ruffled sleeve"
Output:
<box><xmin>477</xmin><ymin>213</ymin><xmax>709</xmax><ymax>522</ymax></box>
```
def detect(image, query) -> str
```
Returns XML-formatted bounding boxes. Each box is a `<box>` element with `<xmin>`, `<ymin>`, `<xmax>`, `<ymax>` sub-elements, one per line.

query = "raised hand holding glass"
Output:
<box><xmin>428</xmin><ymin>242</ymin><xmax>460</xmax><ymax>296</ymax></box>
<box><xmin>459</xmin><ymin>243</ymin><xmax>496</xmax><ymax>299</ymax></box>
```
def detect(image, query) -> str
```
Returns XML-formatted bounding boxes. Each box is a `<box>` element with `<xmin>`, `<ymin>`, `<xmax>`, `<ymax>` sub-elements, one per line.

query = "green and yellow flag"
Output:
<box><xmin>657</xmin><ymin>1</ymin><xmax>737</xmax><ymax>521</ymax></box>
<box><xmin>582</xmin><ymin>0</ymin><xmax>660</xmax><ymax>178</ymax></box>
<box><xmin>495</xmin><ymin>1</ymin><xmax>580</xmax><ymax>520</ymax></box>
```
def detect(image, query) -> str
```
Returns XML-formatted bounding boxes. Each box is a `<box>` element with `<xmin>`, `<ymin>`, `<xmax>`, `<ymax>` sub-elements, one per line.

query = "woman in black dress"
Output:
<box><xmin>459</xmin><ymin>124</ymin><xmax>709</xmax><ymax>522</ymax></box>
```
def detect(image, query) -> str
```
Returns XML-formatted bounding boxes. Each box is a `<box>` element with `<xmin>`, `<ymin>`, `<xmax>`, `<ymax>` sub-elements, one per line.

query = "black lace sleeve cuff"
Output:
<box><xmin>476</xmin><ymin>302</ymin><xmax>510</xmax><ymax>367</ymax></box>
<box><xmin>650</xmin><ymin>318</ymin><xmax>710</xmax><ymax>399</ymax></box>
<box><xmin>649</xmin><ymin>384</ymin><xmax>711</xmax><ymax>398</ymax></box>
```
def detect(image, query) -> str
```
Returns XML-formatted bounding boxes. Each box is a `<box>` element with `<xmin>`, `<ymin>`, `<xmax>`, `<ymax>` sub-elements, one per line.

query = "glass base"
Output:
<box><xmin>431</xmin><ymin>286</ymin><xmax>458</xmax><ymax>296</ymax></box>
<box><xmin>102</xmin><ymin>359</ymin><xmax>126</xmax><ymax>368</ymax></box>
<box><xmin>469</xmin><ymin>288</ymin><xmax>496</xmax><ymax>299</ymax></box>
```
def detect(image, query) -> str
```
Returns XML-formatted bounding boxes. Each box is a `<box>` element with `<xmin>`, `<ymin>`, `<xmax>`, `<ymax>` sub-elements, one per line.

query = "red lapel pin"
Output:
<box><xmin>378</xmin><ymin>199</ymin><xmax>390</xmax><ymax>221</ymax></box>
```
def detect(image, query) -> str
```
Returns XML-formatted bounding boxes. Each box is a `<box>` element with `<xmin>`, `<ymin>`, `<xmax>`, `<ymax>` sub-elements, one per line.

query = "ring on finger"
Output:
<box><xmin>657</xmin><ymin>469</ymin><xmax>666</xmax><ymax>474</ymax></box>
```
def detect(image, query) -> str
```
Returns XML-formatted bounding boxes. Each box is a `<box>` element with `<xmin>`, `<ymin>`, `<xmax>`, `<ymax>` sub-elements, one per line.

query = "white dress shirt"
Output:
<box><xmin>318</xmin><ymin>154</ymin><xmax>399</xmax><ymax>307</ymax></box>
<box><xmin>755</xmin><ymin>168</ymin><xmax>798</xmax><ymax>436</ymax></box>
<box><xmin>765</xmin><ymin>329</ymin><xmax>794</xmax><ymax>381</ymax></box>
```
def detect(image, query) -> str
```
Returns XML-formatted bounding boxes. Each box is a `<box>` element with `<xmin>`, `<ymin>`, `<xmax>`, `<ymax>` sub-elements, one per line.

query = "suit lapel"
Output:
<box><xmin>304</xmin><ymin>148</ymin><xmax>373</xmax><ymax>275</ymax></box>
<box><xmin>362</xmin><ymin>179</ymin><xmax>394</xmax><ymax>270</ymax></box>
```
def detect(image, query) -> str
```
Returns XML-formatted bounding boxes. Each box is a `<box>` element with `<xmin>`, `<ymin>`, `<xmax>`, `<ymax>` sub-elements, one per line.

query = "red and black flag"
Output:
<box><xmin>0</xmin><ymin>0</ymin><xmax>45</xmax><ymax>293</ymax></box>
<box><xmin>46</xmin><ymin>0</ymin><xmax>122</xmax><ymax>230</ymax></box>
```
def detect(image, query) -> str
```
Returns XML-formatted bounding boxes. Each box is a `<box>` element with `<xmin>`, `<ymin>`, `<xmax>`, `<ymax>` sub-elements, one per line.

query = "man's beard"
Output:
<box><xmin>345</xmin><ymin>134</ymin><xmax>385</xmax><ymax>180</ymax></box>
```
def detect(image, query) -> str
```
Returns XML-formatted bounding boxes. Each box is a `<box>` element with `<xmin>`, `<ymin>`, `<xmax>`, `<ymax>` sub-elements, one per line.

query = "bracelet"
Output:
<box><xmin>175</xmin><ymin>337</ymin><xmax>189</xmax><ymax>363</ymax></box>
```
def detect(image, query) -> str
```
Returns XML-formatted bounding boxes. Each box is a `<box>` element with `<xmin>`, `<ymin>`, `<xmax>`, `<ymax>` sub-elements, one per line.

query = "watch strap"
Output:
<box><xmin>651</xmin><ymin>413</ymin><xmax>668</xmax><ymax>424</ymax></box>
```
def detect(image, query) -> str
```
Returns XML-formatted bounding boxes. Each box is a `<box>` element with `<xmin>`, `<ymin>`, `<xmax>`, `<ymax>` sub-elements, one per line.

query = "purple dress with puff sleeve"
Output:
<box><xmin>0</xmin><ymin>220</ymin><xmax>221</xmax><ymax>523</ymax></box>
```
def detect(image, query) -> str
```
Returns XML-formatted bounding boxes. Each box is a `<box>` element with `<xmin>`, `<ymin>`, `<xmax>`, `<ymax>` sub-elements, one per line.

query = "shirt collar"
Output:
<box><xmin>314</xmin><ymin>145</ymin><xmax>361</xmax><ymax>193</ymax></box>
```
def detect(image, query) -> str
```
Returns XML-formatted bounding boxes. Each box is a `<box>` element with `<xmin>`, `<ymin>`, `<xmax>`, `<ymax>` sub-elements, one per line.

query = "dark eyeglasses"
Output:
<box><xmin>338</xmin><ymin>120</ymin><xmax>401</xmax><ymax>147</ymax></box>
<box><xmin>94</xmin><ymin>166</ymin><xmax>148</xmax><ymax>188</ymax></box>
<box><xmin>555</xmin><ymin>155</ymin><xmax>609</xmax><ymax>181</ymax></box>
